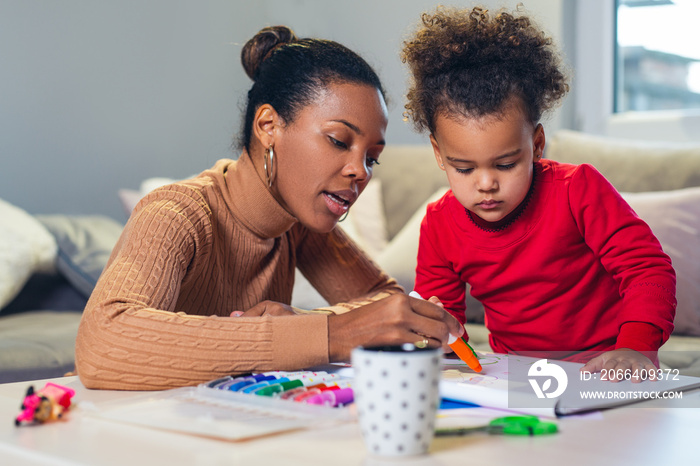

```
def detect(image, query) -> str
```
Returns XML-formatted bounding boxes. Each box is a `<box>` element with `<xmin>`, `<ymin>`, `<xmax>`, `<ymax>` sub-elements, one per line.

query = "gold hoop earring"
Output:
<box><xmin>338</xmin><ymin>211</ymin><xmax>349</xmax><ymax>222</ymax></box>
<box><xmin>264</xmin><ymin>144</ymin><xmax>276</xmax><ymax>188</ymax></box>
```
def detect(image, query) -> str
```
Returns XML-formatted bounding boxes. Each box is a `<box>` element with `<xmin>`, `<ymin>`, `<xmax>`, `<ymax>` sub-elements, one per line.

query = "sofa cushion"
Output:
<box><xmin>0</xmin><ymin>310</ymin><xmax>82</xmax><ymax>383</ymax></box>
<box><xmin>0</xmin><ymin>198</ymin><xmax>57</xmax><ymax>311</ymax></box>
<box><xmin>621</xmin><ymin>187</ymin><xmax>700</xmax><ymax>337</ymax></box>
<box><xmin>373</xmin><ymin>145</ymin><xmax>447</xmax><ymax>239</ymax></box>
<box><xmin>337</xmin><ymin>178</ymin><xmax>388</xmax><ymax>258</ymax></box>
<box><xmin>659</xmin><ymin>334</ymin><xmax>700</xmax><ymax>377</ymax></box>
<box><xmin>36</xmin><ymin>215</ymin><xmax>124</xmax><ymax>299</ymax></box>
<box><xmin>1</xmin><ymin>273</ymin><xmax>87</xmax><ymax>316</ymax></box>
<box><xmin>377</xmin><ymin>187</ymin><xmax>447</xmax><ymax>293</ymax></box>
<box><xmin>545</xmin><ymin>130</ymin><xmax>700</xmax><ymax>193</ymax></box>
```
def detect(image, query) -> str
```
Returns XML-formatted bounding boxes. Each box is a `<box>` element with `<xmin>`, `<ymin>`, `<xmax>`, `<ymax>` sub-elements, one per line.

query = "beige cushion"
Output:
<box><xmin>373</xmin><ymin>145</ymin><xmax>446</xmax><ymax>239</ymax></box>
<box><xmin>621</xmin><ymin>187</ymin><xmax>700</xmax><ymax>336</ymax></box>
<box><xmin>376</xmin><ymin>187</ymin><xmax>447</xmax><ymax>293</ymax></box>
<box><xmin>337</xmin><ymin>178</ymin><xmax>388</xmax><ymax>258</ymax></box>
<box><xmin>306</xmin><ymin>133</ymin><xmax>700</xmax><ymax>339</ymax></box>
<box><xmin>659</xmin><ymin>334</ymin><xmax>700</xmax><ymax>377</ymax></box>
<box><xmin>291</xmin><ymin>270</ymin><xmax>328</xmax><ymax>310</ymax></box>
<box><xmin>545</xmin><ymin>130</ymin><xmax>700</xmax><ymax>193</ymax></box>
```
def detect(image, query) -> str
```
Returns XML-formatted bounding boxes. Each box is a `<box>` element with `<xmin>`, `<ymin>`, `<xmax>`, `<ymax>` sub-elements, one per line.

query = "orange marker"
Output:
<box><xmin>409</xmin><ymin>291</ymin><xmax>482</xmax><ymax>373</ymax></box>
<box><xmin>448</xmin><ymin>334</ymin><xmax>482</xmax><ymax>373</ymax></box>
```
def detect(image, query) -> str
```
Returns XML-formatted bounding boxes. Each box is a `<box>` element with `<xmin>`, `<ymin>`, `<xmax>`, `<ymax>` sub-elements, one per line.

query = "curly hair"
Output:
<box><xmin>401</xmin><ymin>6</ymin><xmax>570</xmax><ymax>133</ymax></box>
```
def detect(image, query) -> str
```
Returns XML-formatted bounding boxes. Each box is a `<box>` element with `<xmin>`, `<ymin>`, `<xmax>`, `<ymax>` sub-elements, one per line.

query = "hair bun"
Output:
<box><xmin>241</xmin><ymin>25</ymin><xmax>297</xmax><ymax>80</ymax></box>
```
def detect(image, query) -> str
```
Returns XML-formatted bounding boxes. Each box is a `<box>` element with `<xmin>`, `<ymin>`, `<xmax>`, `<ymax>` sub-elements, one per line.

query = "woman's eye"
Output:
<box><xmin>366</xmin><ymin>157</ymin><xmax>380</xmax><ymax>167</ymax></box>
<box><xmin>329</xmin><ymin>137</ymin><xmax>348</xmax><ymax>149</ymax></box>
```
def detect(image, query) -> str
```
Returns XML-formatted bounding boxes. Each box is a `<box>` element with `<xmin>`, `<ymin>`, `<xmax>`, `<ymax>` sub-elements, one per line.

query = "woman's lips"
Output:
<box><xmin>323</xmin><ymin>190</ymin><xmax>356</xmax><ymax>217</ymax></box>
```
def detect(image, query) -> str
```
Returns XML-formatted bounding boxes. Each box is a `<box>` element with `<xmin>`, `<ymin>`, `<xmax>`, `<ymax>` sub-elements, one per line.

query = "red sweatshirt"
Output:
<box><xmin>415</xmin><ymin>160</ymin><xmax>676</xmax><ymax>357</ymax></box>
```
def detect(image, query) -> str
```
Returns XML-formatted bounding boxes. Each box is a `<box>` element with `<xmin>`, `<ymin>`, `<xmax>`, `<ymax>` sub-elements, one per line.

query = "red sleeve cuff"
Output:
<box><xmin>615</xmin><ymin>321</ymin><xmax>664</xmax><ymax>352</ymax></box>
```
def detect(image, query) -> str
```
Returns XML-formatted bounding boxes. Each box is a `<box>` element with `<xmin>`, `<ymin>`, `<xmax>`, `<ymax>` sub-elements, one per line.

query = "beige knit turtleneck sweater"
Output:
<box><xmin>75</xmin><ymin>154</ymin><xmax>401</xmax><ymax>390</ymax></box>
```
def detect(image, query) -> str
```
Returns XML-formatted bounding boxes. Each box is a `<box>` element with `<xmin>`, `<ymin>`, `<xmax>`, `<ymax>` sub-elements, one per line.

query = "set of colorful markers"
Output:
<box><xmin>205</xmin><ymin>371</ymin><xmax>353</xmax><ymax>408</ymax></box>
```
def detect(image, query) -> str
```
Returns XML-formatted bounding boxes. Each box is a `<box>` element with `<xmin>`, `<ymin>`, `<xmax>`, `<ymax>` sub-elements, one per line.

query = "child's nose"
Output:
<box><xmin>477</xmin><ymin>171</ymin><xmax>498</xmax><ymax>191</ymax></box>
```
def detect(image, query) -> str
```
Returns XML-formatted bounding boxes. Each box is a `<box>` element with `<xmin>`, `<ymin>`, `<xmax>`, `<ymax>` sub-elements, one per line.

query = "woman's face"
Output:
<box><xmin>273</xmin><ymin>82</ymin><xmax>388</xmax><ymax>233</ymax></box>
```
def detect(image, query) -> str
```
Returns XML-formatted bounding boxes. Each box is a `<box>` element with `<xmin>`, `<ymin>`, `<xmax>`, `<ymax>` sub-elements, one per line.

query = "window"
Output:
<box><xmin>615</xmin><ymin>0</ymin><xmax>700</xmax><ymax>113</ymax></box>
<box><xmin>575</xmin><ymin>0</ymin><xmax>700</xmax><ymax>142</ymax></box>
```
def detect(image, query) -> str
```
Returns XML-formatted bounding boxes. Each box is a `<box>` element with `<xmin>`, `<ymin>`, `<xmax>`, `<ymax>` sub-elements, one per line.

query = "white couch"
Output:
<box><xmin>3</xmin><ymin>129</ymin><xmax>698</xmax><ymax>383</ymax></box>
<box><xmin>293</xmin><ymin>130</ymin><xmax>700</xmax><ymax>375</ymax></box>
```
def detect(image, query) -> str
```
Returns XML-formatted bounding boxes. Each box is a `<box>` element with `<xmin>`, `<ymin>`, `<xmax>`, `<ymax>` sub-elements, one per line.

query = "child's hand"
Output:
<box><xmin>580</xmin><ymin>349</ymin><xmax>656</xmax><ymax>384</ymax></box>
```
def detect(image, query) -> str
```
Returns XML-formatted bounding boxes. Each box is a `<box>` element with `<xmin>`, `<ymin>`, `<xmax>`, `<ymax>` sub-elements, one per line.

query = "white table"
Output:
<box><xmin>1</xmin><ymin>376</ymin><xmax>698</xmax><ymax>465</ymax></box>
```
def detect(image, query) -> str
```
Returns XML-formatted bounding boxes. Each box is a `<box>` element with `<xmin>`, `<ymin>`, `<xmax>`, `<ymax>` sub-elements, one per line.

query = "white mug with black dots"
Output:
<box><xmin>351</xmin><ymin>344</ymin><xmax>442</xmax><ymax>457</ymax></box>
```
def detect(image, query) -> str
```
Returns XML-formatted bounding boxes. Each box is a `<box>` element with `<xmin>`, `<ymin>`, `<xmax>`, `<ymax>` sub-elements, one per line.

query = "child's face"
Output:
<box><xmin>430</xmin><ymin>103</ymin><xmax>545</xmax><ymax>223</ymax></box>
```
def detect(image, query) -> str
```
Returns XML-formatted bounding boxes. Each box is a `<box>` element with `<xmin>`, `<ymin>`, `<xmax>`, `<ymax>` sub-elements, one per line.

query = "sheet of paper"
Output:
<box><xmin>441</xmin><ymin>353</ymin><xmax>558</xmax><ymax>417</ymax></box>
<box><xmin>440</xmin><ymin>353</ymin><xmax>700</xmax><ymax>417</ymax></box>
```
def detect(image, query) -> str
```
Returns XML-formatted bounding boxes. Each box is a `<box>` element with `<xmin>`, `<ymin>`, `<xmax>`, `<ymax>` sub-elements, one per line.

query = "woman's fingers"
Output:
<box><xmin>328</xmin><ymin>293</ymin><xmax>462</xmax><ymax>362</ymax></box>
<box><xmin>408</xmin><ymin>294</ymin><xmax>464</xmax><ymax>340</ymax></box>
<box><xmin>428</xmin><ymin>296</ymin><xmax>444</xmax><ymax>307</ymax></box>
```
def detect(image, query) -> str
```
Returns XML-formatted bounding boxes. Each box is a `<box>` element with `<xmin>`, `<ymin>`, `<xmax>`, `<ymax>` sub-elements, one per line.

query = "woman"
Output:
<box><xmin>75</xmin><ymin>26</ymin><xmax>462</xmax><ymax>390</ymax></box>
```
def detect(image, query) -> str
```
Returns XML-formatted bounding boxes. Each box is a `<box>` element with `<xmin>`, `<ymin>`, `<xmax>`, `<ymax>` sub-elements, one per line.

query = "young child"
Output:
<box><xmin>402</xmin><ymin>6</ymin><xmax>676</xmax><ymax>377</ymax></box>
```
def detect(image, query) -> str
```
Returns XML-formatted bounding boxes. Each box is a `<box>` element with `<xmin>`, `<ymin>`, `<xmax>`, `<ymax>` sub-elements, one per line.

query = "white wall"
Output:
<box><xmin>0</xmin><ymin>0</ymin><xmax>572</xmax><ymax>220</ymax></box>
<box><xmin>258</xmin><ymin>0</ymin><xmax>574</xmax><ymax>144</ymax></box>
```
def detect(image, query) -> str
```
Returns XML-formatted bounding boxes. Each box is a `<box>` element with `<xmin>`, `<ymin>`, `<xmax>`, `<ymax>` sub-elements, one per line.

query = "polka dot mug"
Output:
<box><xmin>351</xmin><ymin>344</ymin><xmax>441</xmax><ymax>457</ymax></box>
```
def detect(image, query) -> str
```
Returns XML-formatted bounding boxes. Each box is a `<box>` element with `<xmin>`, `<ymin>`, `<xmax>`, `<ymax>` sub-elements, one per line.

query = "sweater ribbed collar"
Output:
<box><xmin>225</xmin><ymin>152</ymin><xmax>297</xmax><ymax>239</ymax></box>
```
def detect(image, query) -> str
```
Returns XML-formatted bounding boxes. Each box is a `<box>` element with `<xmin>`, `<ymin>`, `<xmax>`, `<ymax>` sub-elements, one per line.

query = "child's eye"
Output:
<box><xmin>456</xmin><ymin>167</ymin><xmax>474</xmax><ymax>174</ymax></box>
<box><xmin>366</xmin><ymin>157</ymin><xmax>380</xmax><ymax>167</ymax></box>
<box><xmin>497</xmin><ymin>163</ymin><xmax>516</xmax><ymax>170</ymax></box>
<box><xmin>329</xmin><ymin>137</ymin><xmax>348</xmax><ymax>149</ymax></box>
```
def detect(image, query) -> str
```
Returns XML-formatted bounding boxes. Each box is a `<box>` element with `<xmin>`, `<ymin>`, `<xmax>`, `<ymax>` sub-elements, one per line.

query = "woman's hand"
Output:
<box><xmin>327</xmin><ymin>293</ymin><xmax>464</xmax><ymax>362</ymax></box>
<box><xmin>230</xmin><ymin>300</ymin><xmax>296</xmax><ymax>317</ymax></box>
<box><xmin>580</xmin><ymin>349</ymin><xmax>657</xmax><ymax>384</ymax></box>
